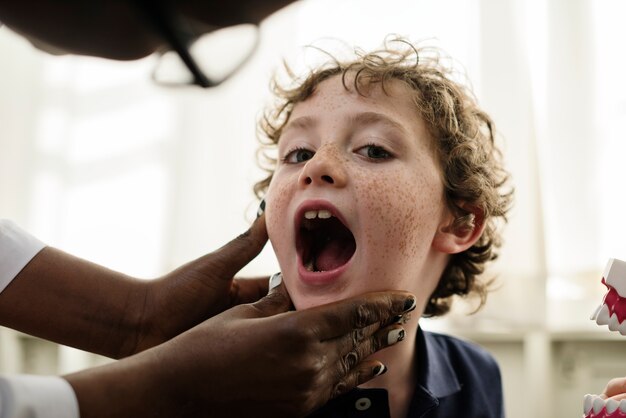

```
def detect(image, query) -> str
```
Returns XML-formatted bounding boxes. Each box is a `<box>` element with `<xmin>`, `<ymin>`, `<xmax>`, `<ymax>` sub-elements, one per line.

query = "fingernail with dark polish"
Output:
<box><xmin>387</xmin><ymin>328</ymin><xmax>405</xmax><ymax>345</ymax></box>
<box><xmin>403</xmin><ymin>297</ymin><xmax>416</xmax><ymax>312</ymax></box>
<box><xmin>373</xmin><ymin>364</ymin><xmax>387</xmax><ymax>376</ymax></box>
<box><xmin>256</xmin><ymin>199</ymin><xmax>266</xmax><ymax>219</ymax></box>
<box><xmin>269</xmin><ymin>272</ymin><xmax>282</xmax><ymax>291</ymax></box>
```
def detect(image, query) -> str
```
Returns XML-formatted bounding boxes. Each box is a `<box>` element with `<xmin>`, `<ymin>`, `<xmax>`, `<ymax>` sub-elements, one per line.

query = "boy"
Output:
<box><xmin>257</xmin><ymin>39</ymin><xmax>513</xmax><ymax>417</ymax></box>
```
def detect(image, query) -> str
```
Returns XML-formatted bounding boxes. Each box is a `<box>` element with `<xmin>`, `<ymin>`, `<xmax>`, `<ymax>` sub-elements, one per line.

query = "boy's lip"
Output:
<box><xmin>294</xmin><ymin>199</ymin><xmax>355</xmax><ymax>286</ymax></box>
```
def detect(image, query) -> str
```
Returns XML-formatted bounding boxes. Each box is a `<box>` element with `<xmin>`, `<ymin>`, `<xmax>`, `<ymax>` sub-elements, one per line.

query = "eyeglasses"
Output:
<box><xmin>135</xmin><ymin>0</ymin><xmax>260</xmax><ymax>88</ymax></box>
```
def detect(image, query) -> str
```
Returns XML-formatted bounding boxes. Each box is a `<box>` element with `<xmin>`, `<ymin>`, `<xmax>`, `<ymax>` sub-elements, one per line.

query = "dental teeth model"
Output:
<box><xmin>590</xmin><ymin>258</ymin><xmax>626</xmax><ymax>335</ymax></box>
<box><xmin>584</xmin><ymin>258</ymin><xmax>626</xmax><ymax>418</ymax></box>
<box><xmin>584</xmin><ymin>395</ymin><xmax>626</xmax><ymax>417</ymax></box>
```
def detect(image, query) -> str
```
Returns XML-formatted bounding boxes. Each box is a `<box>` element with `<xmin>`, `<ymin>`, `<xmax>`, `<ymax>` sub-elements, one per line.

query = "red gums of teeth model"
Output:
<box><xmin>591</xmin><ymin>259</ymin><xmax>626</xmax><ymax>335</ymax></box>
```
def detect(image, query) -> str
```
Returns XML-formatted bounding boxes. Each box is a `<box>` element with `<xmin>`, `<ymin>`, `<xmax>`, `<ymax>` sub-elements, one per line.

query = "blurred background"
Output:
<box><xmin>1</xmin><ymin>0</ymin><xmax>626</xmax><ymax>416</ymax></box>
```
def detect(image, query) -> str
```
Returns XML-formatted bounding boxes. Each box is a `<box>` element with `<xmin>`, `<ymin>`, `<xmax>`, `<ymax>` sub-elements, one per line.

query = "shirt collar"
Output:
<box><xmin>403</xmin><ymin>326</ymin><xmax>462</xmax><ymax>417</ymax></box>
<box><xmin>415</xmin><ymin>325</ymin><xmax>462</xmax><ymax>398</ymax></box>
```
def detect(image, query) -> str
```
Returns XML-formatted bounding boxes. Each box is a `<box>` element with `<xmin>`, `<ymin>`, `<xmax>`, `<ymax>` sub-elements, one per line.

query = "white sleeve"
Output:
<box><xmin>0</xmin><ymin>220</ymin><xmax>46</xmax><ymax>294</ymax></box>
<box><xmin>0</xmin><ymin>375</ymin><xmax>79</xmax><ymax>418</ymax></box>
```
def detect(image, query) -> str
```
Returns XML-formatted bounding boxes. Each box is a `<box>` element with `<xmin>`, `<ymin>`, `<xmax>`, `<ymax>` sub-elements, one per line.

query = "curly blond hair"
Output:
<box><xmin>255</xmin><ymin>39</ymin><xmax>513</xmax><ymax>317</ymax></box>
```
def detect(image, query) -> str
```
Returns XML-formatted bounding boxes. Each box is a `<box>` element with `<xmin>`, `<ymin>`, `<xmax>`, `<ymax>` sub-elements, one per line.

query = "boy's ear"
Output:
<box><xmin>433</xmin><ymin>204</ymin><xmax>486</xmax><ymax>254</ymax></box>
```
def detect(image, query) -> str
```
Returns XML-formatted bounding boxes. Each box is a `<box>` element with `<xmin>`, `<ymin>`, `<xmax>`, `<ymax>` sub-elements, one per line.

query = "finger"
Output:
<box><xmin>335</xmin><ymin>324</ymin><xmax>406</xmax><ymax>366</ymax></box>
<box><xmin>609</xmin><ymin>393</ymin><xmax>626</xmax><ymax>402</ymax></box>
<box><xmin>302</xmin><ymin>291</ymin><xmax>416</xmax><ymax>341</ymax></box>
<box><xmin>330</xmin><ymin>360</ymin><xmax>388</xmax><ymax>399</ymax></box>
<box><xmin>328</xmin><ymin>324</ymin><xmax>405</xmax><ymax>381</ymax></box>
<box><xmin>201</xmin><ymin>215</ymin><xmax>269</xmax><ymax>281</ymax></box>
<box><xmin>381</xmin><ymin>311</ymin><xmax>412</xmax><ymax>328</ymax></box>
<box><xmin>354</xmin><ymin>360</ymin><xmax>388</xmax><ymax>386</ymax></box>
<box><xmin>604</xmin><ymin>377</ymin><xmax>626</xmax><ymax>398</ymax></box>
<box><xmin>230</xmin><ymin>277</ymin><xmax>270</xmax><ymax>305</ymax></box>
<box><xmin>251</xmin><ymin>273</ymin><xmax>294</xmax><ymax>316</ymax></box>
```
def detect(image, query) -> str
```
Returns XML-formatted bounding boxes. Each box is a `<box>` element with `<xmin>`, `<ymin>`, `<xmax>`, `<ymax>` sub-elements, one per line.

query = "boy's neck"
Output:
<box><xmin>359</xmin><ymin>321</ymin><xmax>420</xmax><ymax>418</ymax></box>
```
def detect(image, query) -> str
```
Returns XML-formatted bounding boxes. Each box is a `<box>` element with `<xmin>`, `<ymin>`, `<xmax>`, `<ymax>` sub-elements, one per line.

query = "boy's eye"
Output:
<box><xmin>357</xmin><ymin>144</ymin><xmax>393</xmax><ymax>160</ymax></box>
<box><xmin>284</xmin><ymin>148</ymin><xmax>315</xmax><ymax>164</ymax></box>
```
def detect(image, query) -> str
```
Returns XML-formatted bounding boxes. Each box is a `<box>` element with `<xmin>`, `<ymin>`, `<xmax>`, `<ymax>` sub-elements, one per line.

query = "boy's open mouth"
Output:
<box><xmin>296</xmin><ymin>209</ymin><xmax>356</xmax><ymax>272</ymax></box>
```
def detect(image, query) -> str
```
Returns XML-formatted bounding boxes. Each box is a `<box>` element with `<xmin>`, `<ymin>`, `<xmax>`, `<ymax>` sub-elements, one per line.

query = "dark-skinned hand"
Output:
<box><xmin>65</xmin><ymin>273</ymin><xmax>414</xmax><ymax>418</ymax></box>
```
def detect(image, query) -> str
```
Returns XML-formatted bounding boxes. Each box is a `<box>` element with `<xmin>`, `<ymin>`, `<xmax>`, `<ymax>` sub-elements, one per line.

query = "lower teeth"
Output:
<box><xmin>305</xmin><ymin>258</ymin><xmax>317</xmax><ymax>272</ymax></box>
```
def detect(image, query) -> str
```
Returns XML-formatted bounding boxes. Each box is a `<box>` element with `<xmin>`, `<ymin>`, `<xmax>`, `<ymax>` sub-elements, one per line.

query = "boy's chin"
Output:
<box><xmin>292</xmin><ymin>294</ymin><xmax>344</xmax><ymax>311</ymax></box>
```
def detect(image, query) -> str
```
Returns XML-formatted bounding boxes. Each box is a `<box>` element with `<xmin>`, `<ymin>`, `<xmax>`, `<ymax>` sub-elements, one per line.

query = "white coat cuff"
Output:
<box><xmin>0</xmin><ymin>374</ymin><xmax>79</xmax><ymax>418</ymax></box>
<box><xmin>0</xmin><ymin>220</ymin><xmax>46</xmax><ymax>294</ymax></box>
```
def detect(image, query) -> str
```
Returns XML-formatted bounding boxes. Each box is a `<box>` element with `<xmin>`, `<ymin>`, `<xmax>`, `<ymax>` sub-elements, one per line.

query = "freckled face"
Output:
<box><xmin>265</xmin><ymin>75</ymin><xmax>450</xmax><ymax>310</ymax></box>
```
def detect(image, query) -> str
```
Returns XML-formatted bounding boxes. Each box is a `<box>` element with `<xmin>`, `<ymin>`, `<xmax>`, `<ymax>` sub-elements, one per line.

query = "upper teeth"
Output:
<box><xmin>304</xmin><ymin>210</ymin><xmax>332</xmax><ymax>219</ymax></box>
<box><xmin>592</xmin><ymin>303</ymin><xmax>626</xmax><ymax>336</ymax></box>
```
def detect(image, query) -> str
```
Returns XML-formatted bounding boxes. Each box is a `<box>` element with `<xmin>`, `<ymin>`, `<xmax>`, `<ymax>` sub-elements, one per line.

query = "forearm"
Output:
<box><xmin>0</xmin><ymin>247</ymin><xmax>147</xmax><ymax>358</ymax></box>
<box><xmin>63</xmin><ymin>349</ymin><xmax>180</xmax><ymax>418</ymax></box>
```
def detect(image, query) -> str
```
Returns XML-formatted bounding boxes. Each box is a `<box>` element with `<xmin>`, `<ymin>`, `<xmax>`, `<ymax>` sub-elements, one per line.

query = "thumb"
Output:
<box><xmin>205</xmin><ymin>215</ymin><xmax>269</xmax><ymax>281</ymax></box>
<box><xmin>252</xmin><ymin>273</ymin><xmax>294</xmax><ymax>316</ymax></box>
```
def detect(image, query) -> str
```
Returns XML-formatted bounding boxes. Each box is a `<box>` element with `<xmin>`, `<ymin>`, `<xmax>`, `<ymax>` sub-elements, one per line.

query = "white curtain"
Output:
<box><xmin>1</xmin><ymin>0</ymin><xmax>625</xmax><ymax>372</ymax></box>
<box><xmin>528</xmin><ymin>0</ymin><xmax>626</xmax><ymax>329</ymax></box>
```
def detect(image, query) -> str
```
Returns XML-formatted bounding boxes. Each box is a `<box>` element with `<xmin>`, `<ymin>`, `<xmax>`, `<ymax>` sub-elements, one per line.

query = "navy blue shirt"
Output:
<box><xmin>309</xmin><ymin>327</ymin><xmax>504</xmax><ymax>418</ymax></box>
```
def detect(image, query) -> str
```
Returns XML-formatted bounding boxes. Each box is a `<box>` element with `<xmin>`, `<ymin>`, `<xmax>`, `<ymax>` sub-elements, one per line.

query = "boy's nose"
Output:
<box><xmin>298</xmin><ymin>146</ymin><xmax>347</xmax><ymax>189</ymax></box>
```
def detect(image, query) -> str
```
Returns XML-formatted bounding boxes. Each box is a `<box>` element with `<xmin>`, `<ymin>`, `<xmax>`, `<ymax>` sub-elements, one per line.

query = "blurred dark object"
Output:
<box><xmin>0</xmin><ymin>0</ymin><xmax>295</xmax><ymax>60</ymax></box>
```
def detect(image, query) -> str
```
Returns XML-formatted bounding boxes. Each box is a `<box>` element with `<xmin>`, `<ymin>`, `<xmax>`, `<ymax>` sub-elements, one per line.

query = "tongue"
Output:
<box><xmin>316</xmin><ymin>238</ymin><xmax>355</xmax><ymax>271</ymax></box>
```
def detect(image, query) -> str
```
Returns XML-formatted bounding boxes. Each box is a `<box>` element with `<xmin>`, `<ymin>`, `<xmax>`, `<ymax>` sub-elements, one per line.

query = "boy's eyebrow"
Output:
<box><xmin>282</xmin><ymin>116</ymin><xmax>317</xmax><ymax>134</ymax></box>
<box><xmin>349</xmin><ymin>111</ymin><xmax>408</xmax><ymax>135</ymax></box>
<box><xmin>283</xmin><ymin>112</ymin><xmax>407</xmax><ymax>136</ymax></box>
